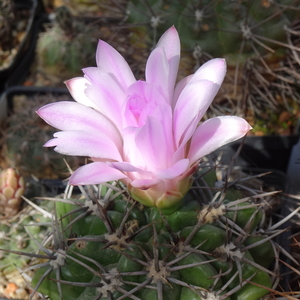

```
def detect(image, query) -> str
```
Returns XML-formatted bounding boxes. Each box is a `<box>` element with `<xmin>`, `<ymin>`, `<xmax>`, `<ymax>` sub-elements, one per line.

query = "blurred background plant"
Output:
<box><xmin>123</xmin><ymin>0</ymin><xmax>300</xmax><ymax>135</ymax></box>
<box><xmin>27</xmin><ymin>0</ymin><xmax>300</xmax><ymax>135</ymax></box>
<box><xmin>36</xmin><ymin>5</ymin><xmax>100</xmax><ymax>85</ymax></box>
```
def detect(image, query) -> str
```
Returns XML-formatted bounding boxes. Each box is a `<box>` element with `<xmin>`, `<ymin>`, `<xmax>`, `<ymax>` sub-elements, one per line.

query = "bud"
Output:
<box><xmin>0</xmin><ymin>168</ymin><xmax>25</xmax><ymax>217</ymax></box>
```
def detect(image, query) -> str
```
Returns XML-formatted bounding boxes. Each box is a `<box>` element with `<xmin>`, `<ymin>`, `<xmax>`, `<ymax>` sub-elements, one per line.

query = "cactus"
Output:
<box><xmin>9</xmin><ymin>162</ymin><xmax>295</xmax><ymax>300</ymax></box>
<box><xmin>37</xmin><ymin>6</ymin><xmax>100</xmax><ymax>85</ymax></box>
<box><xmin>0</xmin><ymin>190</ymin><xmax>52</xmax><ymax>299</ymax></box>
<box><xmin>124</xmin><ymin>0</ymin><xmax>300</xmax><ymax>133</ymax></box>
<box><xmin>0</xmin><ymin>168</ymin><xmax>25</xmax><ymax>218</ymax></box>
<box><xmin>0</xmin><ymin>93</ymin><xmax>84</xmax><ymax>179</ymax></box>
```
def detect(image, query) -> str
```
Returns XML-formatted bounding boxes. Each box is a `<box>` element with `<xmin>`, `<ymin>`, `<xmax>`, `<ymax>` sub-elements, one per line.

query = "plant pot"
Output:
<box><xmin>211</xmin><ymin>135</ymin><xmax>299</xmax><ymax>173</ymax></box>
<box><xmin>0</xmin><ymin>85</ymin><xmax>85</xmax><ymax>180</ymax></box>
<box><xmin>0</xmin><ymin>0</ymin><xmax>38</xmax><ymax>92</ymax></box>
<box><xmin>4</xmin><ymin>15</ymin><xmax>50</xmax><ymax>89</ymax></box>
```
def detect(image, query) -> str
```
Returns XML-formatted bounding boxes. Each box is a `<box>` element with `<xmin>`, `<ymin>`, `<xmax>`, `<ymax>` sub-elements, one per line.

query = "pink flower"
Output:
<box><xmin>37</xmin><ymin>26</ymin><xmax>251</xmax><ymax>211</ymax></box>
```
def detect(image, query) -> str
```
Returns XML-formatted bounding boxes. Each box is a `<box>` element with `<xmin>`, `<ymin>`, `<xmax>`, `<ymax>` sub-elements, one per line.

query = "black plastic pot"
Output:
<box><xmin>0</xmin><ymin>0</ymin><xmax>38</xmax><ymax>92</ymax></box>
<box><xmin>0</xmin><ymin>85</ymin><xmax>69</xmax><ymax>123</ymax></box>
<box><xmin>0</xmin><ymin>85</ymin><xmax>82</xmax><ymax>196</ymax></box>
<box><xmin>4</xmin><ymin>14</ymin><xmax>51</xmax><ymax>89</ymax></box>
<box><xmin>211</xmin><ymin>135</ymin><xmax>299</xmax><ymax>173</ymax></box>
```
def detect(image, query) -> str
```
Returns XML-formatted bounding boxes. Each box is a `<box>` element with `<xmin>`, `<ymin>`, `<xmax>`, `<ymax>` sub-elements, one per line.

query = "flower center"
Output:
<box><xmin>124</xmin><ymin>81</ymin><xmax>160</xmax><ymax>127</ymax></box>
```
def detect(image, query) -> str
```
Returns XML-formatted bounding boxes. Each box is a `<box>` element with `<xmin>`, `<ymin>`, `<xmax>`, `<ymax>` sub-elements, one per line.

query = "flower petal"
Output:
<box><xmin>69</xmin><ymin>162</ymin><xmax>127</xmax><ymax>185</ymax></box>
<box><xmin>108</xmin><ymin>161</ymin><xmax>153</xmax><ymax>180</ymax></box>
<box><xmin>83</xmin><ymin>67</ymin><xmax>126</xmax><ymax>108</ymax></box>
<box><xmin>65</xmin><ymin>77</ymin><xmax>95</xmax><ymax>108</ymax></box>
<box><xmin>145</xmin><ymin>47</ymin><xmax>169</xmax><ymax>101</ymax></box>
<box><xmin>135</xmin><ymin>117</ymin><xmax>168</xmax><ymax>170</ymax></box>
<box><xmin>188</xmin><ymin>116</ymin><xmax>252</xmax><ymax>165</ymax></box>
<box><xmin>156</xmin><ymin>26</ymin><xmax>180</xmax><ymax>98</ymax></box>
<box><xmin>96</xmin><ymin>40</ymin><xmax>136</xmax><ymax>91</ymax></box>
<box><xmin>85</xmin><ymin>83</ymin><xmax>123</xmax><ymax>130</ymax></box>
<box><xmin>155</xmin><ymin>159</ymin><xmax>190</xmax><ymax>179</ymax></box>
<box><xmin>190</xmin><ymin>58</ymin><xmax>226</xmax><ymax>85</ymax></box>
<box><xmin>45</xmin><ymin>130</ymin><xmax>122</xmax><ymax>161</ymax></box>
<box><xmin>37</xmin><ymin>101</ymin><xmax>122</xmax><ymax>148</ymax></box>
<box><xmin>123</xmin><ymin>80</ymin><xmax>166</xmax><ymax>128</ymax></box>
<box><xmin>172</xmin><ymin>75</ymin><xmax>192</xmax><ymax>109</ymax></box>
<box><xmin>130</xmin><ymin>178</ymin><xmax>162</xmax><ymax>190</ymax></box>
<box><xmin>173</xmin><ymin>80</ymin><xmax>219</xmax><ymax>146</ymax></box>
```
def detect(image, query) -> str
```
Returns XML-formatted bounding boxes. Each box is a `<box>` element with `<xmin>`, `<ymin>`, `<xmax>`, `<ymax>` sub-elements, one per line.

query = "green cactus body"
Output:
<box><xmin>0</xmin><ymin>201</ymin><xmax>50</xmax><ymax>276</ymax></box>
<box><xmin>26</xmin><ymin>165</ymin><xmax>282</xmax><ymax>300</ymax></box>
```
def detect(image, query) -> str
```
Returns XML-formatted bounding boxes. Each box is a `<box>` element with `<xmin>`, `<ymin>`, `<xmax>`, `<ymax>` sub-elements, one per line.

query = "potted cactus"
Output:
<box><xmin>36</xmin><ymin>5</ymin><xmax>102</xmax><ymax>86</ymax></box>
<box><xmin>1</xmin><ymin>26</ymin><xmax>299</xmax><ymax>300</ymax></box>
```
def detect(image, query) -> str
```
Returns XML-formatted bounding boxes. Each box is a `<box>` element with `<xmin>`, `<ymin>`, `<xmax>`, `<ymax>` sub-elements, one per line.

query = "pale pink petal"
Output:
<box><xmin>109</xmin><ymin>161</ymin><xmax>151</xmax><ymax>175</ymax></box>
<box><xmin>96</xmin><ymin>40</ymin><xmax>136</xmax><ymax>91</ymax></box>
<box><xmin>174</xmin><ymin>80</ymin><xmax>219</xmax><ymax>146</ymax></box>
<box><xmin>188</xmin><ymin>116</ymin><xmax>252</xmax><ymax>165</ymax></box>
<box><xmin>122</xmin><ymin>81</ymin><xmax>165</xmax><ymax>128</ymax></box>
<box><xmin>172</xmin><ymin>75</ymin><xmax>192</xmax><ymax>109</ymax></box>
<box><xmin>130</xmin><ymin>178</ymin><xmax>162</xmax><ymax>190</ymax></box>
<box><xmin>156</xmin><ymin>103</ymin><xmax>175</xmax><ymax>155</ymax></box>
<box><xmin>109</xmin><ymin>162</ymin><xmax>153</xmax><ymax>182</ymax></box>
<box><xmin>122</xmin><ymin>126</ymin><xmax>146</xmax><ymax>169</ymax></box>
<box><xmin>109</xmin><ymin>161</ymin><xmax>142</xmax><ymax>172</ymax></box>
<box><xmin>156</xmin><ymin>26</ymin><xmax>180</xmax><ymax>98</ymax></box>
<box><xmin>45</xmin><ymin>130</ymin><xmax>122</xmax><ymax>161</ymax></box>
<box><xmin>83</xmin><ymin>67</ymin><xmax>126</xmax><ymax>108</ymax></box>
<box><xmin>85</xmin><ymin>84</ymin><xmax>123</xmax><ymax>130</ymax></box>
<box><xmin>65</xmin><ymin>77</ymin><xmax>95</xmax><ymax>108</ymax></box>
<box><xmin>190</xmin><ymin>58</ymin><xmax>226</xmax><ymax>85</ymax></box>
<box><xmin>37</xmin><ymin>101</ymin><xmax>122</xmax><ymax>148</ymax></box>
<box><xmin>155</xmin><ymin>159</ymin><xmax>189</xmax><ymax>179</ymax></box>
<box><xmin>135</xmin><ymin>117</ymin><xmax>168</xmax><ymax>171</ymax></box>
<box><xmin>69</xmin><ymin>162</ymin><xmax>127</xmax><ymax>185</ymax></box>
<box><xmin>145</xmin><ymin>47</ymin><xmax>169</xmax><ymax>101</ymax></box>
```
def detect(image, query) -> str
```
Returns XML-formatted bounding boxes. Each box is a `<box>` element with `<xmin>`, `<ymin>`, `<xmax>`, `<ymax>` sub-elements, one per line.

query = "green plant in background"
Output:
<box><xmin>0</xmin><ymin>168</ymin><xmax>51</xmax><ymax>299</ymax></box>
<box><xmin>37</xmin><ymin>5</ymin><xmax>100</xmax><ymax>85</ymax></box>
<box><xmin>125</xmin><ymin>0</ymin><xmax>300</xmax><ymax>132</ymax></box>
